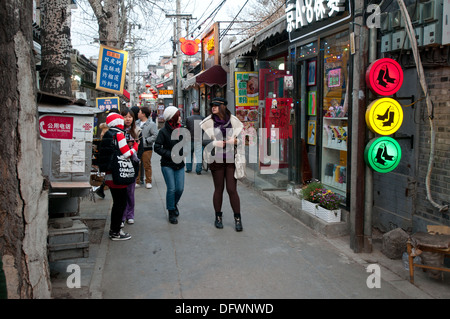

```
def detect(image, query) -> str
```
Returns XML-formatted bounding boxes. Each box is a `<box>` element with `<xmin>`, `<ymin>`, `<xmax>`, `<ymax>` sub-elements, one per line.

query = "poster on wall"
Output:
<box><xmin>307</xmin><ymin>60</ymin><xmax>316</xmax><ymax>86</ymax></box>
<box><xmin>265</xmin><ymin>97</ymin><xmax>293</xmax><ymax>139</ymax></box>
<box><xmin>307</xmin><ymin>120</ymin><xmax>316</xmax><ymax>145</ymax></box>
<box><xmin>308</xmin><ymin>91</ymin><xmax>316</xmax><ymax>115</ymax></box>
<box><xmin>235</xmin><ymin>72</ymin><xmax>259</xmax><ymax>106</ymax></box>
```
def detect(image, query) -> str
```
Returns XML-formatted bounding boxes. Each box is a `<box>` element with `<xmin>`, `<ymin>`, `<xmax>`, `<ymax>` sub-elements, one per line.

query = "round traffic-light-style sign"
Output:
<box><xmin>366</xmin><ymin>58</ymin><xmax>404</xmax><ymax>96</ymax></box>
<box><xmin>364</xmin><ymin>137</ymin><xmax>402</xmax><ymax>173</ymax></box>
<box><xmin>366</xmin><ymin>98</ymin><xmax>403</xmax><ymax>135</ymax></box>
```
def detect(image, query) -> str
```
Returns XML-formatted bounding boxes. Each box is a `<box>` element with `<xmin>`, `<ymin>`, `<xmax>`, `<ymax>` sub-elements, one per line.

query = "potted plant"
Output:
<box><xmin>301</xmin><ymin>182</ymin><xmax>324</xmax><ymax>215</ymax></box>
<box><xmin>315</xmin><ymin>190</ymin><xmax>342</xmax><ymax>223</ymax></box>
<box><xmin>300</xmin><ymin>182</ymin><xmax>342</xmax><ymax>223</ymax></box>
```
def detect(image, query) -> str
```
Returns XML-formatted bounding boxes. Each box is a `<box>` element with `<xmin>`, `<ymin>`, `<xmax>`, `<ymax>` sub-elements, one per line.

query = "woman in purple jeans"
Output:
<box><xmin>121</xmin><ymin>109</ymin><xmax>142</xmax><ymax>226</ymax></box>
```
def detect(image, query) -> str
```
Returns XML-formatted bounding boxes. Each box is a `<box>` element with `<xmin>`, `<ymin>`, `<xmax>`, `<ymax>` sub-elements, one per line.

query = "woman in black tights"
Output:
<box><xmin>200</xmin><ymin>98</ymin><xmax>244</xmax><ymax>231</ymax></box>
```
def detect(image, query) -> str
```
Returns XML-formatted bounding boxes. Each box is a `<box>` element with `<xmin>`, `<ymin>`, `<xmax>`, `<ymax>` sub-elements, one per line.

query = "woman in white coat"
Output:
<box><xmin>200</xmin><ymin>98</ymin><xmax>244</xmax><ymax>231</ymax></box>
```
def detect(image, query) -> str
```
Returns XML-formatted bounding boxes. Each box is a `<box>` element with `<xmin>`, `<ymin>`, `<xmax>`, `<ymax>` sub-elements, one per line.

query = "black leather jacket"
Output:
<box><xmin>154</xmin><ymin>122</ymin><xmax>185</xmax><ymax>170</ymax></box>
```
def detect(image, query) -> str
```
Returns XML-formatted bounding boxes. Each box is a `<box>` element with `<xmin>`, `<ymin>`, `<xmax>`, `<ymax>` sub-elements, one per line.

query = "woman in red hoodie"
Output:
<box><xmin>98</xmin><ymin>112</ymin><xmax>139</xmax><ymax>240</ymax></box>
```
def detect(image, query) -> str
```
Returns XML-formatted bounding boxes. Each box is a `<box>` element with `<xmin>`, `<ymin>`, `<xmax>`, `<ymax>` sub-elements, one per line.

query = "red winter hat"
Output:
<box><xmin>106</xmin><ymin>112</ymin><xmax>124</xmax><ymax>129</ymax></box>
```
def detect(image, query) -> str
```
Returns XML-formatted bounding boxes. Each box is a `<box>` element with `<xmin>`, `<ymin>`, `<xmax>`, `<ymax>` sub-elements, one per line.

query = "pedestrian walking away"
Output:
<box><xmin>200</xmin><ymin>97</ymin><xmax>244</xmax><ymax>231</ymax></box>
<box><xmin>154</xmin><ymin>106</ymin><xmax>185</xmax><ymax>224</ymax></box>
<box><xmin>185</xmin><ymin>105</ymin><xmax>205</xmax><ymax>175</ymax></box>
<box><xmin>120</xmin><ymin>108</ymin><xmax>142</xmax><ymax>226</ymax></box>
<box><xmin>97</xmin><ymin>112</ymin><xmax>139</xmax><ymax>240</ymax></box>
<box><xmin>137</xmin><ymin>106</ymin><xmax>158</xmax><ymax>189</ymax></box>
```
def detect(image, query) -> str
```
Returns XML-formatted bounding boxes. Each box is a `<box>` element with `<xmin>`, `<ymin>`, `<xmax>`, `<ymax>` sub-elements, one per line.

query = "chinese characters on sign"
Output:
<box><xmin>39</xmin><ymin>115</ymin><xmax>73</xmax><ymax>140</ymax></box>
<box><xmin>286</xmin><ymin>0</ymin><xmax>345</xmax><ymax>31</ymax></box>
<box><xmin>265</xmin><ymin>98</ymin><xmax>293</xmax><ymax>139</ymax></box>
<box><xmin>285</xmin><ymin>0</ymin><xmax>350</xmax><ymax>42</ymax></box>
<box><xmin>235</xmin><ymin>72</ymin><xmax>259</xmax><ymax>106</ymax></box>
<box><xmin>95</xmin><ymin>45</ymin><xmax>128</xmax><ymax>95</ymax></box>
<box><xmin>96</xmin><ymin>97</ymin><xmax>120</xmax><ymax>112</ymax></box>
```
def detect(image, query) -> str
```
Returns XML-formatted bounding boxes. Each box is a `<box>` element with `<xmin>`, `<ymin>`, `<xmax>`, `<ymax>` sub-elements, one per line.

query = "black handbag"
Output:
<box><xmin>110</xmin><ymin>134</ymin><xmax>136</xmax><ymax>185</ymax></box>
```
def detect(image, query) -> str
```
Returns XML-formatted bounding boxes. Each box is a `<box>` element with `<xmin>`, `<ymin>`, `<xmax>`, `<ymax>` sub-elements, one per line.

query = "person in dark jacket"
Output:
<box><xmin>154</xmin><ymin>106</ymin><xmax>185</xmax><ymax>224</ymax></box>
<box><xmin>98</xmin><ymin>113</ymin><xmax>139</xmax><ymax>240</ymax></box>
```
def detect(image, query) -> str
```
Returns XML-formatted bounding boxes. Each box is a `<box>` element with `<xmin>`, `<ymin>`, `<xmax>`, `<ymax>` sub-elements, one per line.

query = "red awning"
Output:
<box><xmin>195</xmin><ymin>65</ymin><xmax>227</xmax><ymax>87</ymax></box>
<box><xmin>123</xmin><ymin>89</ymin><xmax>130</xmax><ymax>100</ymax></box>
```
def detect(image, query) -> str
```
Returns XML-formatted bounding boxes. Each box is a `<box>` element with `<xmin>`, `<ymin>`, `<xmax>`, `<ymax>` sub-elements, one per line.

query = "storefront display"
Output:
<box><xmin>320</xmin><ymin>32</ymin><xmax>350</xmax><ymax>199</ymax></box>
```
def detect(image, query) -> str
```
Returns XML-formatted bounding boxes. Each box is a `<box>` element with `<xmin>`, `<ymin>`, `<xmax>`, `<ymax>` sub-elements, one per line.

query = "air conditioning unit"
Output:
<box><xmin>380</xmin><ymin>12</ymin><xmax>391</xmax><ymax>33</ymax></box>
<box><xmin>442</xmin><ymin>0</ymin><xmax>450</xmax><ymax>45</ymax></box>
<box><xmin>381</xmin><ymin>33</ymin><xmax>392</xmax><ymax>53</ymax></box>
<box><xmin>423</xmin><ymin>22</ymin><xmax>442</xmax><ymax>45</ymax></box>
<box><xmin>392</xmin><ymin>30</ymin><xmax>409</xmax><ymax>50</ymax></box>
<box><xmin>407</xmin><ymin>3</ymin><xmax>422</xmax><ymax>25</ymax></box>
<box><xmin>404</xmin><ymin>27</ymin><xmax>424</xmax><ymax>49</ymax></box>
<box><xmin>390</xmin><ymin>10</ymin><xmax>403</xmax><ymax>29</ymax></box>
<box><xmin>415</xmin><ymin>27</ymin><xmax>424</xmax><ymax>47</ymax></box>
<box><xmin>421</xmin><ymin>0</ymin><xmax>443</xmax><ymax>23</ymax></box>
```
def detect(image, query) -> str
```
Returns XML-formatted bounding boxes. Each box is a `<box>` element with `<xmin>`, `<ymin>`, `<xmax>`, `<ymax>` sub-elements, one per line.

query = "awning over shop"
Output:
<box><xmin>183</xmin><ymin>65</ymin><xmax>227</xmax><ymax>89</ymax></box>
<box><xmin>123</xmin><ymin>89</ymin><xmax>130</xmax><ymax>101</ymax></box>
<box><xmin>196</xmin><ymin>65</ymin><xmax>227</xmax><ymax>87</ymax></box>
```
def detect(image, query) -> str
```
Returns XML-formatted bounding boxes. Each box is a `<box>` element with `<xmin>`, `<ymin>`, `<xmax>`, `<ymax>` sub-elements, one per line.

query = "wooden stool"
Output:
<box><xmin>407</xmin><ymin>232</ymin><xmax>450</xmax><ymax>284</ymax></box>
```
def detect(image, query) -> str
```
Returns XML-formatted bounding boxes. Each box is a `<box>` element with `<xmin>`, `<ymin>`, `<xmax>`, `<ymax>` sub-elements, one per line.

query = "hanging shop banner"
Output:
<box><xmin>365</xmin><ymin>98</ymin><xmax>404</xmax><ymax>135</ymax></box>
<box><xmin>364</xmin><ymin>137</ymin><xmax>402</xmax><ymax>173</ymax></box>
<box><xmin>265</xmin><ymin>98</ymin><xmax>293</xmax><ymax>139</ymax></box>
<box><xmin>96</xmin><ymin>97</ymin><xmax>120</xmax><ymax>112</ymax></box>
<box><xmin>95</xmin><ymin>44</ymin><xmax>128</xmax><ymax>95</ymax></box>
<box><xmin>366</xmin><ymin>58</ymin><xmax>404</xmax><ymax>96</ymax></box>
<box><xmin>286</xmin><ymin>0</ymin><xmax>352</xmax><ymax>43</ymax></box>
<box><xmin>235</xmin><ymin>72</ymin><xmax>259</xmax><ymax>106</ymax></box>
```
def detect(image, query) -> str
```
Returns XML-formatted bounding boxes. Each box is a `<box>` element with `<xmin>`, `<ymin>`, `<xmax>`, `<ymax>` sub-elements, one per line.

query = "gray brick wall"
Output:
<box><xmin>415</xmin><ymin>66</ymin><xmax>450</xmax><ymax>230</ymax></box>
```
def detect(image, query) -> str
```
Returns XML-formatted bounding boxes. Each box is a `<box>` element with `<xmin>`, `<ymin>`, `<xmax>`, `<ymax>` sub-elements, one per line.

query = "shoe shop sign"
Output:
<box><xmin>285</xmin><ymin>0</ymin><xmax>351</xmax><ymax>42</ymax></box>
<box><xmin>364</xmin><ymin>58</ymin><xmax>404</xmax><ymax>173</ymax></box>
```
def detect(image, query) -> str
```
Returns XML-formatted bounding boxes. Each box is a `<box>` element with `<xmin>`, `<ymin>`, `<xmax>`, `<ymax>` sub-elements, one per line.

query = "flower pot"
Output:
<box><xmin>301</xmin><ymin>200</ymin><xmax>317</xmax><ymax>216</ymax></box>
<box><xmin>316</xmin><ymin>206</ymin><xmax>341</xmax><ymax>223</ymax></box>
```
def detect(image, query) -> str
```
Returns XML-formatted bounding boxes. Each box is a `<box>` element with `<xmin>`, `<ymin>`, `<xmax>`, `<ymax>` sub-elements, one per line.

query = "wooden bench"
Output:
<box><xmin>407</xmin><ymin>232</ymin><xmax>450</xmax><ymax>284</ymax></box>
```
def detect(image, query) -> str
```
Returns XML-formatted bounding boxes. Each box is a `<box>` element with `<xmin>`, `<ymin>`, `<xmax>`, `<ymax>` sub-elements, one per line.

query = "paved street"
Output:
<box><xmin>50</xmin><ymin>154</ymin><xmax>450</xmax><ymax>302</ymax></box>
<box><xmin>87</xmin><ymin>154</ymin><xmax>450</xmax><ymax>300</ymax></box>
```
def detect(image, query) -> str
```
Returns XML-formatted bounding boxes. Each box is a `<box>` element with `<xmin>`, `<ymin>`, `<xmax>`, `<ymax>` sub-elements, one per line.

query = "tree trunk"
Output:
<box><xmin>0</xmin><ymin>0</ymin><xmax>51</xmax><ymax>298</ymax></box>
<box><xmin>40</xmin><ymin>0</ymin><xmax>73</xmax><ymax>97</ymax></box>
<box><xmin>88</xmin><ymin>0</ymin><xmax>128</xmax><ymax>49</ymax></box>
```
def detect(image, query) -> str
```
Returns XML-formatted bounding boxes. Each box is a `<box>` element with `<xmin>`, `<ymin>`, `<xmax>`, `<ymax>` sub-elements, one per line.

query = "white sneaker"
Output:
<box><xmin>135</xmin><ymin>183</ymin><xmax>140</xmax><ymax>188</ymax></box>
<box><xmin>120</xmin><ymin>221</ymin><xmax>125</xmax><ymax>228</ymax></box>
<box><xmin>146</xmin><ymin>183</ymin><xmax>152</xmax><ymax>189</ymax></box>
<box><xmin>127</xmin><ymin>219</ymin><xmax>134</xmax><ymax>224</ymax></box>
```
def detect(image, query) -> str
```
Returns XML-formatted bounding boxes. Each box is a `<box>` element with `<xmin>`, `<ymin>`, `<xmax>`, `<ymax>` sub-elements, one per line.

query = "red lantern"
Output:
<box><xmin>180</xmin><ymin>37</ymin><xmax>200</xmax><ymax>56</ymax></box>
<box><xmin>145</xmin><ymin>83</ymin><xmax>151</xmax><ymax>88</ymax></box>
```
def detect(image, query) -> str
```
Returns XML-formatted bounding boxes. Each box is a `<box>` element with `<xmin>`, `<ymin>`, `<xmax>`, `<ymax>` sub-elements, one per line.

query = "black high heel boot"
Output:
<box><xmin>234</xmin><ymin>214</ymin><xmax>243</xmax><ymax>232</ymax></box>
<box><xmin>215</xmin><ymin>212</ymin><xmax>223</xmax><ymax>229</ymax></box>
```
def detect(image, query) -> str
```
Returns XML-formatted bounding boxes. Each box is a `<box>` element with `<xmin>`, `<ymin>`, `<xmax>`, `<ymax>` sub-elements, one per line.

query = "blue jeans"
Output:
<box><xmin>185</xmin><ymin>141</ymin><xmax>203</xmax><ymax>173</ymax></box>
<box><xmin>161</xmin><ymin>166</ymin><xmax>185</xmax><ymax>211</ymax></box>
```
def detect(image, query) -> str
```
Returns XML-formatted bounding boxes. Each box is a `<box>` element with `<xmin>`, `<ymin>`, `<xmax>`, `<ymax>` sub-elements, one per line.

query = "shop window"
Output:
<box><xmin>320</xmin><ymin>31</ymin><xmax>350</xmax><ymax>200</ymax></box>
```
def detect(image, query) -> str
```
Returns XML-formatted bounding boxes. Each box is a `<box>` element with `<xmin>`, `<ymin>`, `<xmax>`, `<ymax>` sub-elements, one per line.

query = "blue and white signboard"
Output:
<box><xmin>95</xmin><ymin>45</ymin><xmax>128</xmax><ymax>95</ymax></box>
<box><xmin>96</xmin><ymin>97</ymin><xmax>120</xmax><ymax>112</ymax></box>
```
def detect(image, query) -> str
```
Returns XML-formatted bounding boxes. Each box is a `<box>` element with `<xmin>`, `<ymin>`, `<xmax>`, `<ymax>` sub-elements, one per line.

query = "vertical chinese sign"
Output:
<box><xmin>235</xmin><ymin>72</ymin><xmax>259</xmax><ymax>145</ymax></box>
<box><xmin>96</xmin><ymin>45</ymin><xmax>128</xmax><ymax>95</ymax></box>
